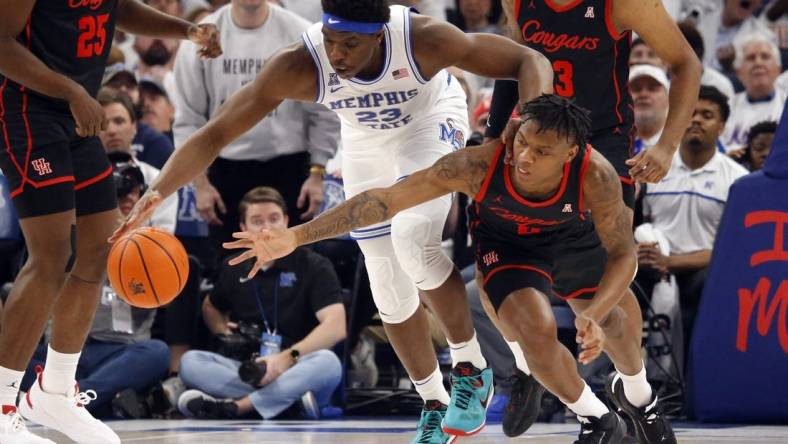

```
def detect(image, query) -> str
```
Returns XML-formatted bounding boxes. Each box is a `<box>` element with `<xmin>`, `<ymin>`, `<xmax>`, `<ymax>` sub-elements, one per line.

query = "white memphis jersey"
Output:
<box><xmin>302</xmin><ymin>5</ymin><xmax>458</xmax><ymax>136</ymax></box>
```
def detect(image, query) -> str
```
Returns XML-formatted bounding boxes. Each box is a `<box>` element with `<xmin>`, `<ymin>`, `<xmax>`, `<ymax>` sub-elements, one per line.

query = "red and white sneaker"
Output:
<box><xmin>0</xmin><ymin>405</ymin><xmax>55</xmax><ymax>444</ymax></box>
<box><xmin>18</xmin><ymin>367</ymin><xmax>120</xmax><ymax>444</ymax></box>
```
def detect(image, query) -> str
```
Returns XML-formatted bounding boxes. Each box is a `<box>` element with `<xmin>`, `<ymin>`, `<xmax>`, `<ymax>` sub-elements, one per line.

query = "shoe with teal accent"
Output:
<box><xmin>441</xmin><ymin>362</ymin><xmax>494</xmax><ymax>436</ymax></box>
<box><xmin>411</xmin><ymin>400</ymin><xmax>457</xmax><ymax>444</ymax></box>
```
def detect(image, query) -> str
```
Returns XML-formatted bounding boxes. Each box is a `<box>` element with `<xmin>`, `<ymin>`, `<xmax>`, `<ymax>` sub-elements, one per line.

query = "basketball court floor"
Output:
<box><xmin>28</xmin><ymin>419</ymin><xmax>788</xmax><ymax>443</ymax></box>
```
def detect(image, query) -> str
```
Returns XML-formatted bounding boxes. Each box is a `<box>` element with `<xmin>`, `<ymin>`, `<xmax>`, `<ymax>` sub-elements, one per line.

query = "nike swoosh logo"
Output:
<box><xmin>328</xmin><ymin>18</ymin><xmax>340</xmax><ymax>24</ymax></box>
<box><xmin>330</xmin><ymin>86</ymin><xmax>344</xmax><ymax>93</ymax></box>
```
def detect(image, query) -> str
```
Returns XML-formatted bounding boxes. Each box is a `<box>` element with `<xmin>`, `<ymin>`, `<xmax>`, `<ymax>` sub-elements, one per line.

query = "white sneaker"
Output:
<box><xmin>18</xmin><ymin>368</ymin><xmax>120</xmax><ymax>444</ymax></box>
<box><xmin>0</xmin><ymin>406</ymin><xmax>55</xmax><ymax>444</ymax></box>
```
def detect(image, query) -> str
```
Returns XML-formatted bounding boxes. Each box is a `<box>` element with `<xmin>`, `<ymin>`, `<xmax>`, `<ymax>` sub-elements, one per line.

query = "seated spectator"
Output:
<box><xmin>691</xmin><ymin>0</ymin><xmax>769</xmax><ymax>72</ymax></box>
<box><xmin>177</xmin><ymin>187</ymin><xmax>346</xmax><ymax>420</ymax></box>
<box><xmin>139</xmin><ymin>78</ymin><xmax>175</xmax><ymax>140</ymax></box>
<box><xmin>638</xmin><ymin>86</ymin><xmax>749</xmax><ymax>352</ymax></box>
<box><xmin>448</xmin><ymin>0</ymin><xmax>502</xmax><ymax>34</ymax></box>
<box><xmin>101</xmin><ymin>70</ymin><xmax>175</xmax><ymax>169</ymax></box>
<box><xmin>629</xmin><ymin>38</ymin><xmax>670</xmax><ymax>71</ymax></box>
<box><xmin>678</xmin><ymin>20</ymin><xmax>736</xmax><ymax>101</ymax></box>
<box><xmin>738</xmin><ymin>120</ymin><xmax>776</xmax><ymax>172</ymax></box>
<box><xmin>630</xmin><ymin>64</ymin><xmax>670</xmax><ymax>155</ymax></box>
<box><xmin>723</xmin><ymin>32</ymin><xmax>787</xmax><ymax>151</ymax></box>
<box><xmin>19</xmin><ymin>160</ymin><xmax>171</xmax><ymax>418</ymax></box>
<box><xmin>97</xmin><ymin>89</ymin><xmax>178</xmax><ymax>231</ymax></box>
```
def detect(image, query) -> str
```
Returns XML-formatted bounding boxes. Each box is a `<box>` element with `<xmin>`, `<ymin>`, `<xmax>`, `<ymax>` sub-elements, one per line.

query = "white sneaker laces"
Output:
<box><xmin>3</xmin><ymin>411</ymin><xmax>27</xmax><ymax>433</ymax></box>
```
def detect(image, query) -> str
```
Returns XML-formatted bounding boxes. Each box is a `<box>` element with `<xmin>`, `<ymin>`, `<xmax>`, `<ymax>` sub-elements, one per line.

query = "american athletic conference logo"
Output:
<box><xmin>439</xmin><ymin>118</ymin><xmax>465</xmax><ymax>151</ymax></box>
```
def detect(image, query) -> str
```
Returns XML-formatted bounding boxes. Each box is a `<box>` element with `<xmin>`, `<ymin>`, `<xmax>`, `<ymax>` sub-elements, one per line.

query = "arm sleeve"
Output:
<box><xmin>484</xmin><ymin>79</ymin><xmax>520</xmax><ymax>139</ymax></box>
<box><xmin>172</xmin><ymin>39</ymin><xmax>210</xmax><ymax>148</ymax></box>
<box><xmin>304</xmin><ymin>103</ymin><xmax>341</xmax><ymax>167</ymax></box>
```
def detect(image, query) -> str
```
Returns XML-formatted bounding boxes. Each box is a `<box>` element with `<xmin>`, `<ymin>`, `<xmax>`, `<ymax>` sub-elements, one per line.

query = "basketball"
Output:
<box><xmin>107</xmin><ymin>227</ymin><xmax>189</xmax><ymax>308</ymax></box>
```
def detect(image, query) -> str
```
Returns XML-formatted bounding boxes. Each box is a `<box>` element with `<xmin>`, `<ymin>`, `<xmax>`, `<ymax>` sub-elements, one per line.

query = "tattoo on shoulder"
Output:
<box><xmin>433</xmin><ymin>150</ymin><xmax>490</xmax><ymax>196</ymax></box>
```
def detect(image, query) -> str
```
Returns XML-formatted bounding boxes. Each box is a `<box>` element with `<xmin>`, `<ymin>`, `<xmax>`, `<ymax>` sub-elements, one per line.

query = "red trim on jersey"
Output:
<box><xmin>474</xmin><ymin>144</ymin><xmax>504</xmax><ymax>202</ymax></box>
<box><xmin>577</xmin><ymin>146</ymin><xmax>593</xmax><ymax>213</ymax></box>
<box><xmin>18</xmin><ymin>18</ymin><xmax>34</xmax><ymax>196</ymax></box>
<box><xmin>0</xmin><ymin>79</ymin><xmax>27</xmax><ymax>199</ymax></box>
<box><xmin>611</xmin><ymin>44</ymin><xmax>624</xmax><ymax>125</ymax></box>
<box><xmin>544</xmin><ymin>0</ymin><xmax>584</xmax><ymax>13</ymax></box>
<box><xmin>604</xmin><ymin>0</ymin><xmax>622</xmax><ymax>40</ymax></box>
<box><xmin>10</xmin><ymin>176</ymin><xmax>76</xmax><ymax>198</ymax></box>
<box><xmin>483</xmin><ymin>264</ymin><xmax>553</xmax><ymax>287</ymax></box>
<box><xmin>504</xmin><ymin>157</ymin><xmax>571</xmax><ymax>207</ymax></box>
<box><xmin>514</xmin><ymin>0</ymin><xmax>522</xmax><ymax>17</ymax></box>
<box><xmin>555</xmin><ymin>286</ymin><xmax>598</xmax><ymax>300</ymax></box>
<box><xmin>74</xmin><ymin>166</ymin><xmax>112</xmax><ymax>190</ymax></box>
<box><xmin>618</xmin><ymin>175</ymin><xmax>634</xmax><ymax>185</ymax></box>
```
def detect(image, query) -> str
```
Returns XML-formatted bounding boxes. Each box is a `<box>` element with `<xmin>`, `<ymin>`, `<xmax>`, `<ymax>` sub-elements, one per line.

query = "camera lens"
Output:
<box><xmin>238</xmin><ymin>360</ymin><xmax>267</xmax><ymax>387</ymax></box>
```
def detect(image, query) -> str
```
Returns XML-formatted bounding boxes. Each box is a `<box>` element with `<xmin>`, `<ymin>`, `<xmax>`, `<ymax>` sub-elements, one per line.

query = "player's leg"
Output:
<box><xmin>19</xmin><ymin>136</ymin><xmax>121</xmax><ymax>444</ymax></box>
<box><xmin>341</xmin><ymin>142</ymin><xmax>453</xmax><ymax>443</ymax></box>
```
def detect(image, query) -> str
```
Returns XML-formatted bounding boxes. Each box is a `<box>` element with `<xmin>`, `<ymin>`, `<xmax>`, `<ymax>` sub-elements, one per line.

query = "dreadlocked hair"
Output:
<box><xmin>321</xmin><ymin>0</ymin><xmax>390</xmax><ymax>23</ymax></box>
<box><xmin>518</xmin><ymin>94</ymin><xmax>592</xmax><ymax>148</ymax></box>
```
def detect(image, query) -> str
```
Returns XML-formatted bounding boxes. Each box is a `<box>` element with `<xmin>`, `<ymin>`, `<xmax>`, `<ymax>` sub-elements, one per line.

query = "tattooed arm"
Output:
<box><xmin>580</xmin><ymin>150</ymin><xmax>638</xmax><ymax>324</ymax></box>
<box><xmin>293</xmin><ymin>143</ymin><xmax>496</xmax><ymax>245</ymax></box>
<box><xmin>223</xmin><ymin>143</ymin><xmax>498</xmax><ymax>277</ymax></box>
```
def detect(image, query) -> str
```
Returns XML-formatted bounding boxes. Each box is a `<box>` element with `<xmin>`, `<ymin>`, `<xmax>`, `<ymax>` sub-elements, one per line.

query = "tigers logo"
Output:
<box><xmin>68</xmin><ymin>0</ymin><xmax>104</xmax><ymax>10</ymax></box>
<box><xmin>439</xmin><ymin>118</ymin><xmax>465</xmax><ymax>150</ymax></box>
<box><xmin>128</xmin><ymin>278</ymin><xmax>145</xmax><ymax>296</ymax></box>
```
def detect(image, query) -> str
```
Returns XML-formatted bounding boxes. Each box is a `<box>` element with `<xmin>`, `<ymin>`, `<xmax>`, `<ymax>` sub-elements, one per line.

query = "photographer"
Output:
<box><xmin>177</xmin><ymin>187</ymin><xmax>346</xmax><ymax>420</ymax></box>
<box><xmin>19</xmin><ymin>157</ymin><xmax>171</xmax><ymax>418</ymax></box>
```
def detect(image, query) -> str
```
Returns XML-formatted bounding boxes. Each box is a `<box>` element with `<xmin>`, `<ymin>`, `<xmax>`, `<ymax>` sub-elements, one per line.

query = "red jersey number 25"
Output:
<box><xmin>77</xmin><ymin>14</ymin><xmax>109</xmax><ymax>58</ymax></box>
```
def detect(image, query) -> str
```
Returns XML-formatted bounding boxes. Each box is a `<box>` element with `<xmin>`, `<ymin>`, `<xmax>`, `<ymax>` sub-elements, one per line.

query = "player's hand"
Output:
<box><xmin>187</xmin><ymin>23</ymin><xmax>222</xmax><ymax>59</ymax></box>
<box><xmin>255</xmin><ymin>351</ymin><xmax>294</xmax><ymax>386</ymax></box>
<box><xmin>68</xmin><ymin>88</ymin><xmax>107</xmax><ymax>137</ymax></box>
<box><xmin>727</xmin><ymin>147</ymin><xmax>746</xmax><ymax>160</ymax></box>
<box><xmin>223</xmin><ymin>228</ymin><xmax>297</xmax><ymax>278</ymax></box>
<box><xmin>626</xmin><ymin>142</ymin><xmax>674</xmax><ymax>183</ymax></box>
<box><xmin>297</xmin><ymin>174</ymin><xmax>324</xmax><ymax>220</ymax></box>
<box><xmin>108</xmin><ymin>190</ymin><xmax>163</xmax><ymax>243</ymax></box>
<box><xmin>194</xmin><ymin>181</ymin><xmax>226</xmax><ymax>225</ymax></box>
<box><xmin>575</xmin><ymin>314</ymin><xmax>605</xmax><ymax>365</ymax></box>
<box><xmin>501</xmin><ymin>117</ymin><xmax>525</xmax><ymax>165</ymax></box>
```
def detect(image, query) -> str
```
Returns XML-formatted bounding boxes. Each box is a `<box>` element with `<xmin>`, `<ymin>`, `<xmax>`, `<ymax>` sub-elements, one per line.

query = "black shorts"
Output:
<box><xmin>0</xmin><ymin>111</ymin><xmax>116</xmax><ymax>218</ymax></box>
<box><xmin>476</xmin><ymin>220</ymin><xmax>608</xmax><ymax>312</ymax></box>
<box><xmin>590</xmin><ymin>125</ymin><xmax>635</xmax><ymax>209</ymax></box>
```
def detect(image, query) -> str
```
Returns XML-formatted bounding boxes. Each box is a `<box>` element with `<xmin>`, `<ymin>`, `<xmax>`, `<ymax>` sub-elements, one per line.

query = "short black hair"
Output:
<box><xmin>747</xmin><ymin>121</ymin><xmax>777</xmax><ymax>145</ymax></box>
<box><xmin>518</xmin><ymin>94</ymin><xmax>592</xmax><ymax>148</ymax></box>
<box><xmin>321</xmin><ymin>0</ymin><xmax>390</xmax><ymax>23</ymax></box>
<box><xmin>678</xmin><ymin>20</ymin><xmax>704</xmax><ymax>61</ymax></box>
<box><xmin>698</xmin><ymin>85</ymin><xmax>730</xmax><ymax>123</ymax></box>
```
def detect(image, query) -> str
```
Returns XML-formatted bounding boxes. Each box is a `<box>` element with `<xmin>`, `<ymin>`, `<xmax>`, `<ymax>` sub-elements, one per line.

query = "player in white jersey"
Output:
<box><xmin>112</xmin><ymin>1</ymin><xmax>553</xmax><ymax>442</ymax></box>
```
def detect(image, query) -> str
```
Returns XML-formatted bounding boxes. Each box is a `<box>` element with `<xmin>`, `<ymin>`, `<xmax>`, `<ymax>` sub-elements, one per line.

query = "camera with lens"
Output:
<box><xmin>108</xmin><ymin>151</ymin><xmax>147</xmax><ymax>198</ymax></box>
<box><xmin>214</xmin><ymin>321</ymin><xmax>263</xmax><ymax>361</ymax></box>
<box><xmin>238</xmin><ymin>355</ymin><xmax>268</xmax><ymax>388</ymax></box>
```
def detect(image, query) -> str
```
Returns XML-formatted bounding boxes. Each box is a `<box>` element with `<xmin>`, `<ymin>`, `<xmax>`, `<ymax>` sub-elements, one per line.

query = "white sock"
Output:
<box><xmin>565</xmin><ymin>382</ymin><xmax>609</xmax><ymax>419</ymax></box>
<box><xmin>617</xmin><ymin>362</ymin><xmax>653</xmax><ymax>408</ymax></box>
<box><xmin>412</xmin><ymin>364</ymin><xmax>450</xmax><ymax>406</ymax></box>
<box><xmin>447</xmin><ymin>331</ymin><xmax>487</xmax><ymax>370</ymax></box>
<box><xmin>505</xmin><ymin>340</ymin><xmax>531</xmax><ymax>375</ymax></box>
<box><xmin>41</xmin><ymin>345</ymin><xmax>81</xmax><ymax>395</ymax></box>
<box><xmin>0</xmin><ymin>366</ymin><xmax>24</xmax><ymax>408</ymax></box>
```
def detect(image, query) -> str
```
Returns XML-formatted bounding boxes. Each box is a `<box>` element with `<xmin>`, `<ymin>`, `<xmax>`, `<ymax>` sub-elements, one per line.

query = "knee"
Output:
<box><xmin>310</xmin><ymin>350</ymin><xmax>343</xmax><ymax>381</ymax></box>
<box><xmin>146</xmin><ymin>340</ymin><xmax>171</xmax><ymax>373</ymax></box>
<box><xmin>178</xmin><ymin>350</ymin><xmax>206</xmax><ymax>386</ymax></box>
<box><xmin>500</xmin><ymin>293</ymin><xmax>558</xmax><ymax>353</ymax></box>
<box><xmin>391</xmin><ymin>213</ymin><xmax>452</xmax><ymax>290</ymax></box>
<box><xmin>72</xmin><ymin>239</ymin><xmax>111</xmax><ymax>278</ymax></box>
<box><xmin>364</xmin><ymin>254</ymin><xmax>420</xmax><ymax>324</ymax></box>
<box><xmin>24</xmin><ymin>240</ymin><xmax>73</xmax><ymax>279</ymax></box>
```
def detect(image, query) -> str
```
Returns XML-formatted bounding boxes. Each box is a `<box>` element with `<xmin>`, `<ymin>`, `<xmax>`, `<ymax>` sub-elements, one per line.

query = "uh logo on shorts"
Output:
<box><xmin>439</xmin><ymin>118</ymin><xmax>465</xmax><ymax>151</ymax></box>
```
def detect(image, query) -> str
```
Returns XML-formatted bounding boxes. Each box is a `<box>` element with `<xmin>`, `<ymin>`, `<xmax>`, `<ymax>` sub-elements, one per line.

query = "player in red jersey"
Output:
<box><xmin>0</xmin><ymin>1</ymin><xmax>219</xmax><ymax>442</ymax></box>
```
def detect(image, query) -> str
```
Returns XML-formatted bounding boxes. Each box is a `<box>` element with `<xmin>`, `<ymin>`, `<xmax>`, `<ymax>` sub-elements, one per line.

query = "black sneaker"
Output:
<box><xmin>574</xmin><ymin>411</ymin><xmax>629</xmax><ymax>444</ymax></box>
<box><xmin>177</xmin><ymin>389</ymin><xmax>238</xmax><ymax>419</ymax></box>
<box><xmin>606</xmin><ymin>375</ymin><xmax>677</xmax><ymax>444</ymax></box>
<box><xmin>502</xmin><ymin>368</ymin><xmax>545</xmax><ymax>437</ymax></box>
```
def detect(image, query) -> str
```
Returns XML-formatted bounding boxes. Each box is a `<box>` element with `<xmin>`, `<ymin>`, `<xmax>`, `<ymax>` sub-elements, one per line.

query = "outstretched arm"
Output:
<box><xmin>411</xmin><ymin>14</ymin><xmax>553</xmax><ymax>108</ymax></box>
<box><xmin>110</xmin><ymin>42</ymin><xmax>316</xmax><ymax>241</ymax></box>
<box><xmin>616</xmin><ymin>0</ymin><xmax>701</xmax><ymax>182</ymax></box>
<box><xmin>224</xmin><ymin>144</ymin><xmax>498</xmax><ymax>277</ymax></box>
<box><xmin>116</xmin><ymin>0</ymin><xmax>221</xmax><ymax>58</ymax></box>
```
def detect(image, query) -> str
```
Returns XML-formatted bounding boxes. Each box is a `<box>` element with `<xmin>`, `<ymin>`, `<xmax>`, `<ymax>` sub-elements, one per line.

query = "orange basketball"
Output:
<box><xmin>107</xmin><ymin>227</ymin><xmax>189</xmax><ymax>308</ymax></box>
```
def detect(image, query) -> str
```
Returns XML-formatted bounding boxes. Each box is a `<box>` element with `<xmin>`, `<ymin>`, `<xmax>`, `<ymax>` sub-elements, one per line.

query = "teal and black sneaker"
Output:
<box><xmin>441</xmin><ymin>362</ymin><xmax>494</xmax><ymax>436</ymax></box>
<box><xmin>411</xmin><ymin>400</ymin><xmax>456</xmax><ymax>444</ymax></box>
